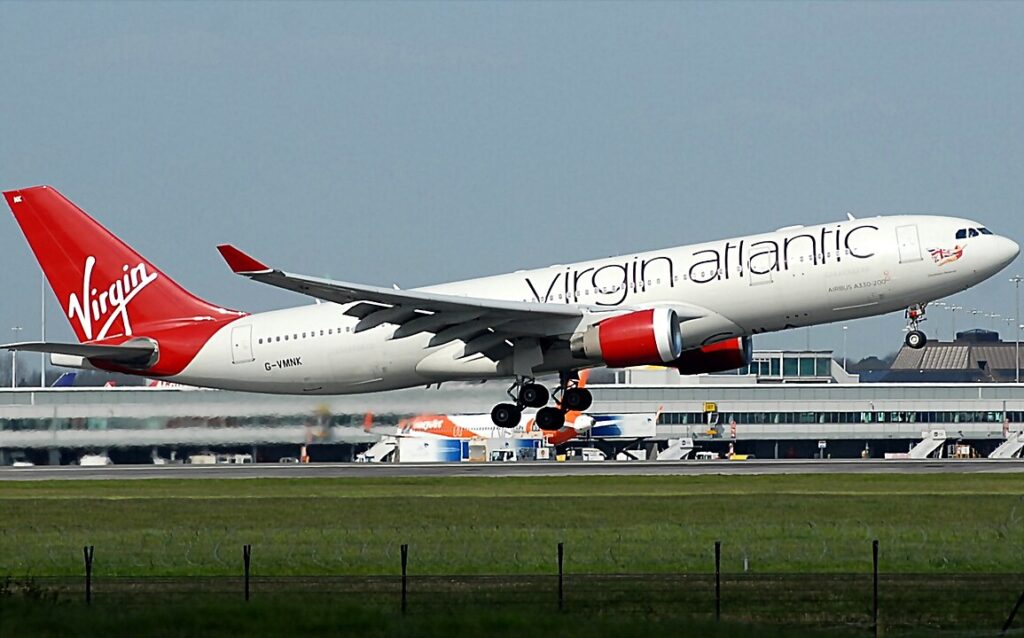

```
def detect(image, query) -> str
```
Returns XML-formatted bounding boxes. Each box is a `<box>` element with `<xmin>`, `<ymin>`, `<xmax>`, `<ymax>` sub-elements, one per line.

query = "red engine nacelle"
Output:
<box><xmin>672</xmin><ymin>337</ymin><xmax>753</xmax><ymax>375</ymax></box>
<box><xmin>571</xmin><ymin>308</ymin><xmax>683</xmax><ymax>368</ymax></box>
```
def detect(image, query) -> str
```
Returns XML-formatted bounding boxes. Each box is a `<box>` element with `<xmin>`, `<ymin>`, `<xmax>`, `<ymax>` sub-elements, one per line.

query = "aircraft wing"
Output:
<box><xmin>217</xmin><ymin>245</ymin><xmax>708</xmax><ymax>360</ymax></box>
<box><xmin>219</xmin><ymin>245</ymin><xmax>599</xmax><ymax>333</ymax></box>
<box><xmin>1</xmin><ymin>341</ymin><xmax>157</xmax><ymax>366</ymax></box>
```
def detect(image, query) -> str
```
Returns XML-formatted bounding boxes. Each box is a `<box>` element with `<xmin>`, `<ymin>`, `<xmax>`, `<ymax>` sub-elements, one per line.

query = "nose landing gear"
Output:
<box><xmin>905</xmin><ymin>304</ymin><xmax>928</xmax><ymax>349</ymax></box>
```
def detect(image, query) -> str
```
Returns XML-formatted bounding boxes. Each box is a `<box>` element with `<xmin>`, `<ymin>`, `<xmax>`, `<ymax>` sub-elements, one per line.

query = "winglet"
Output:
<box><xmin>217</xmin><ymin>244</ymin><xmax>272</xmax><ymax>274</ymax></box>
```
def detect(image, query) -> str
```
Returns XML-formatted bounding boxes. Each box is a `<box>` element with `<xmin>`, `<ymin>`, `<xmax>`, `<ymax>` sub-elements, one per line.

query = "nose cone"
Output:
<box><xmin>998</xmin><ymin>236</ymin><xmax>1021</xmax><ymax>267</ymax></box>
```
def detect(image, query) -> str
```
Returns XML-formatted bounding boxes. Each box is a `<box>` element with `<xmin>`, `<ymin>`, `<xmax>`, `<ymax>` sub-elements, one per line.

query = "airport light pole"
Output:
<box><xmin>842</xmin><ymin>326</ymin><xmax>848</xmax><ymax>371</ymax></box>
<box><xmin>10</xmin><ymin>326</ymin><xmax>22</xmax><ymax>388</ymax></box>
<box><xmin>40</xmin><ymin>271</ymin><xmax>46</xmax><ymax>387</ymax></box>
<box><xmin>1012</xmin><ymin>276</ymin><xmax>1023</xmax><ymax>383</ymax></box>
<box><xmin>1019</xmin><ymin>324</ymin><xmax>1024</xmax><ymax>384</ymax></box>
<box><xmin>949</xmin><ymin>305</ymin><xmax>962</xmax><ymax>341</ymax></box>
<box><xmin>933</xmin><ymin>301</ymin><xmax>948</xmax><ymax>341</ymax></box>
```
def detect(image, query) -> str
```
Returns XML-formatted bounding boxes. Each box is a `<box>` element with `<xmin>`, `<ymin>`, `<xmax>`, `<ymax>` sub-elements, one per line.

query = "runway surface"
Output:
<box><xmin>0</xmin><ymin>458</ymin><xmax>1021</xmax><ymax>480</ymax></box>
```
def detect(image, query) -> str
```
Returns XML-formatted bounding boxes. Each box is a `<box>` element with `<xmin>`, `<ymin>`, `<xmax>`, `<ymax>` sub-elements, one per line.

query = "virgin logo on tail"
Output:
<box><xmin>67</xmin><ymin>256</ymin><xmax>158</xmax><ymax>340</ymax></box>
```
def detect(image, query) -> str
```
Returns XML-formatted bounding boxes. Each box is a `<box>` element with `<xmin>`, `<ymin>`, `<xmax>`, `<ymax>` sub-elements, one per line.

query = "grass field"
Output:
<box><xmin>1</xmin><ymin>474</ymin><xmax>1021</xmax><ymax>576</ymax></box>
<box><xmin>1</xmin><ymin>474</ymin><xmax>1022</xmax><ymax>636</ymax></box>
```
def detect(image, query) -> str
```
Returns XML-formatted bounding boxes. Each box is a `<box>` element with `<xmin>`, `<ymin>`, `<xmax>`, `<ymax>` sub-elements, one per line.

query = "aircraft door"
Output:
<box><xmin>747</xmin><ymin>251</ymin><xmax>775</xmax><ymax>286</ymax></box>
<box><xmin>748</xmin><ymin>269</ymin><xmax>773</xmax><ymax>286</ymax></box>
<box><xmin>231</xmin><ymin>325</ymin><xmax>255</xmax><ymax>364</ymax></box>
<box><xmin>896</xmin><ymin>225</ymin><xmax>923</xmax><ymax>264</ymax></box>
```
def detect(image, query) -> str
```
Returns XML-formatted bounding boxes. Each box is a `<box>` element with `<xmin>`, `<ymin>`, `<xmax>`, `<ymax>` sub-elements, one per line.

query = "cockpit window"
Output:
<box><xmin>968</xmin><ymin>228</ymin><xmax>980</xmax><ymax>237</ymax></box>
<box><xmin>979</xmin><ymin>227</ymin><xmax>993</xmax><ymax>235</ymax></box>
<box><xmin>955</xmin><ymin>229</ymin><xmax>967</xmax><ymax>239</ymax></box>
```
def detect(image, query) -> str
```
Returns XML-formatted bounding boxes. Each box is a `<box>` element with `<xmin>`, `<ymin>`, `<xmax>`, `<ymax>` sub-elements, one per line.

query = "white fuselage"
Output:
<box><xmin>174</xmin><ymin>215</ymin><xmax>1018</xmax><ymax>394</ymax></box>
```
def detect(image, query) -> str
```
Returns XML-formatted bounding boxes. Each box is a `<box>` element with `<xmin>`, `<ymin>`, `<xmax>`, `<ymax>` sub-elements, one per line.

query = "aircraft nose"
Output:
<box><xmin>999</xmin><ymin>236</ymin><xmax>1021</xmax><ymax>266</ymax></box>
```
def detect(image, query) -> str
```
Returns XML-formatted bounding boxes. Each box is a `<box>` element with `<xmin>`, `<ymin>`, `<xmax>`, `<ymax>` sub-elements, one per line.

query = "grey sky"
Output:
<box><xmin>1</xmin><ymin>1</ymin><xmax>1022</xmax><ymax>362</ymax></box>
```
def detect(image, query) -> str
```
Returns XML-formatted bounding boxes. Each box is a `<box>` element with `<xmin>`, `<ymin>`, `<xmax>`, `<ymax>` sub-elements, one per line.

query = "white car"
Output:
<box><xmin>79</xmin><ymin>454</ymin><xmax>113</xmax><ymax>466</ymax></box>
<box><xmin>577</xmin><ymin>448</ymin><xmax>607</xmax><ymax>462</ymax></box>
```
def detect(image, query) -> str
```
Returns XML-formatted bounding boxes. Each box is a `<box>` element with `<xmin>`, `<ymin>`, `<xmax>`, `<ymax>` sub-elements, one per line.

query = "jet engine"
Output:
<box><xmin>571</xmin><ymin>308</ymin><xmax>683</xmax><ymax>368</ymax></box>
<box><xmin>672</xmin><ymin>336</ymin><xmax>753</xmax><ymax>375</ymax></box>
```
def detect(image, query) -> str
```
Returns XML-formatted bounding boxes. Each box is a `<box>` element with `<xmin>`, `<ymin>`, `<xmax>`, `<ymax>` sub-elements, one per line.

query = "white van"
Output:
<box><xmin>79</xmin><ymin>453</ymin><xmax>113</xmax><ymax>466</ymax></box>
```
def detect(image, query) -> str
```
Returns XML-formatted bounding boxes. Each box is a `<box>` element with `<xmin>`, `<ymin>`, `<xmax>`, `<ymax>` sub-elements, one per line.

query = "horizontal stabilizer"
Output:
<box><xmin>1</xmin><ymin>340</ymin><xmax>157</xmax><ymax>366</ymax></box>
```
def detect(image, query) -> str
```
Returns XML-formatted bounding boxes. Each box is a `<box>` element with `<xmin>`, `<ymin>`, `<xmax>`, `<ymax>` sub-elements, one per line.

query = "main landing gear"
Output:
<box><xmin>490</xmin><ymin>373</ymin><xmax>593</xmax><ymax>431</ymax></box>
<box><xmin>904</xmin><ymin>303</ymin><xmax>928</xmax><ymax>349</ymax></box>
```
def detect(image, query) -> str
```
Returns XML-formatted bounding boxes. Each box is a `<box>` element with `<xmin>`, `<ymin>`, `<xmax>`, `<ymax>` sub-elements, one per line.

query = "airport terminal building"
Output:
<box><xmin>2</xmin><ymin>346</ymin><xmax>1024</xmax><ymax>464</ymax></box>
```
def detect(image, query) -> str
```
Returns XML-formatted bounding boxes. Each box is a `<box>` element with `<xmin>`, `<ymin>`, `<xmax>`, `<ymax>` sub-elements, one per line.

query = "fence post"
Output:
<box><xmin>83</xmin><ymin>545</ymin><xmax>94</xmax><ymax>605</ymax></box>
<box><xmin>872</xmin><ymin>539</ymin><xmax>879</xmax><ymax>638</ymax></box>
<box><xmin>1002</xmin><ymin>586</ymin><xmax>1024</xmax><ymax>635</ymax></box>
<box><xmin>400</xmin><ymin>543</ymin><xmax>408</xmax><ymax>614</ymax></box>
<box><xmin>714</xmin><ymin>540</ymin><xmax>721</xmax><ymax>622</ymax></box>
<box><xmin>243</xmin><ymin>544</ymin><xmax>252</xmax><ymax>602</ymax></box>
<box><xmin>557</xmin><ymin>541</ymin><xmax>564</xmax><ymax>611</ymax></box>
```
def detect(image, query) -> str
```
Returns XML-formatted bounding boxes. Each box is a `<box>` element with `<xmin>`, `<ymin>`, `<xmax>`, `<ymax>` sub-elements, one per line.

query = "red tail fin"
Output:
<box><xmin>4</xmin><ymin>186</ymin><xmax>231</xmax><ymax>343</ymax></box>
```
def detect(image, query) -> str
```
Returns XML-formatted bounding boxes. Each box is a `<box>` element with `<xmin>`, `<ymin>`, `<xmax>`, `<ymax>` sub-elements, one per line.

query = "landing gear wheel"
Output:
<box><xmin>904</xmin><ymin>303</ymin><xmax>928</xmax><ymax>349</ymax></box>
<box><xmin>519</xmin><ymin>383</ymin><xmax>549</xmax><ymax>409</ymax></box>
<box><xmin>491</xmin><ymin>403</ymin><xmax>522</xmax><ymax>428</ymax></box>
<box><xmin>536</xmin><ymin>407</ymin><xmax>566</xmax><ymax>431</ymax></box>
<box><xmin>905</xmin><ymin>330</ymin><xmax>927</xmax><ymax>349</ymax></box>
<box><xmin>562</xmin><ymin>387</ymin><xmax>593</xmax><ymax>412</ymax></box>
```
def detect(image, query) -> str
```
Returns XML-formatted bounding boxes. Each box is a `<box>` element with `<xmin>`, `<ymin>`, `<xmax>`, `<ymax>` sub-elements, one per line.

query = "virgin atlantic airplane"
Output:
<box><xmin>3</xmin><ymin>186</ymin><xmax>1018</xmax><ymax>429</ymax></box>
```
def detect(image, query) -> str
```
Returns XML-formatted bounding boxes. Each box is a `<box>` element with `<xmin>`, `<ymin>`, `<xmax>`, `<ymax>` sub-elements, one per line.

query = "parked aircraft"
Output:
<box><xmin>3</xmin><ymin>186</ymin><xmax>1018</xmax><ymax>428</ymax></box>
<box><xmin>390</xmin><ymin>372</ymin><xmax>609</xmax><ymax>445</ymax></box>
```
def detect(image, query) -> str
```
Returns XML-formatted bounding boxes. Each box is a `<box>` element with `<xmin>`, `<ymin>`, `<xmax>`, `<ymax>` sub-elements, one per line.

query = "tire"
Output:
<box><xmin>519</xmin><ymin>383</ymin><xmax>549</xmax><ymax>408</ymax></box>
<box><xmin>905</xmin><ymin>330</ymin><xmax>927</xmax><ymax>349</ymax></box>
<box><xmin>536</xmin><ymin>407</ymin><xmax>566</xmax><ymax>431</ymax></box>
<box><xmin>491</xmin><ymin>403</ymin><xmax>522</xmax><ymax>428</ymax></box>
<box><xmin>562</xmin><ymin>388</ymin><xmax>593</xmax><ymax>412</ymax></box>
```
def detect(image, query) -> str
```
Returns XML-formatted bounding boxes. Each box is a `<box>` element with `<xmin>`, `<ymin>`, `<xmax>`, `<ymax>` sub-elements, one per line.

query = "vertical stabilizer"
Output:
<box><xmin>4</xmin><ymin>186</ymin><xmax>235</xmax><ymax>343</ymax></box>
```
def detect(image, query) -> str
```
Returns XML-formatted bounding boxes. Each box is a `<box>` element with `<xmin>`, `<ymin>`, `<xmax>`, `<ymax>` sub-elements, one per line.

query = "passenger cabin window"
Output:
<box><xmin>955</xmin><ymin>229</ymin><xmax>967</xmax><ymax>239</ymax></box>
